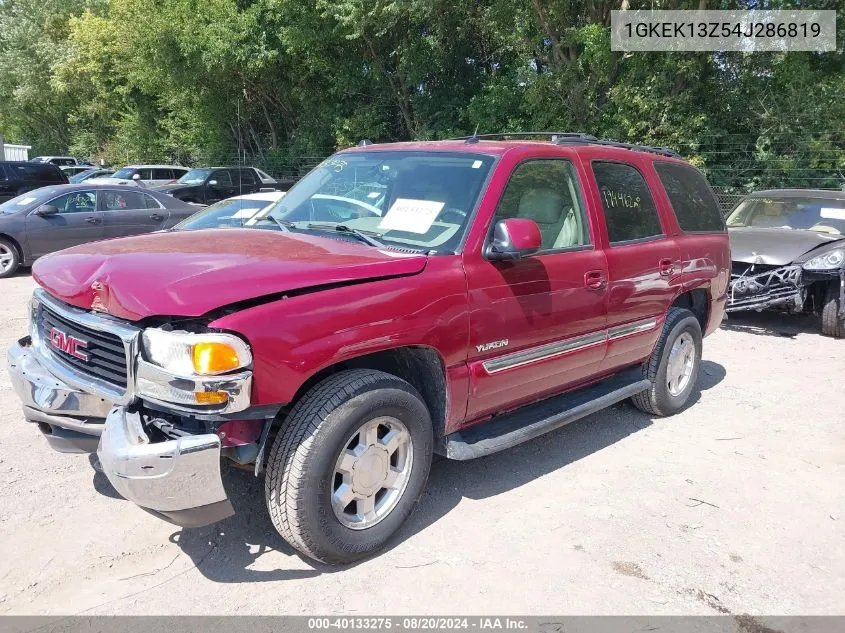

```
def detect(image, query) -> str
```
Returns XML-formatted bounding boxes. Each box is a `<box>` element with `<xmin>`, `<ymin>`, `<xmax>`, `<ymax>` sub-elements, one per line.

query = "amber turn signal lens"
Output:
<box><xmin>194</xmin><ymin>391</ymin><xmax>229</xmax><ymax>405</ymax></box>
<box><xmin>192</xmin><ymin>342</ymin><xmax>240</xmax><ymax>374</ymax></box>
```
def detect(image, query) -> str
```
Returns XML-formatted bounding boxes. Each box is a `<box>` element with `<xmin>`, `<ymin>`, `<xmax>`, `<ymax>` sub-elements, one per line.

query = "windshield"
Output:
<box><xmin>178</xmin><ymin>169</ymin><xmax>212</xmax><ymax>185</ymax></box>
<box><xmin>727</xmin><ymin>197</ymin><xmax>845</xmax><ymax>235</ymax></box>
<box><xmin>112</xmin><ymin>168</ymin><xmax>137</xmax><ymax>179</ymax></box>
<box><xmin>0</xmin><ymin>187</ymin><xmax>62</xmax><ymax>214</ymax></box>
<box><xmin>261</xmin><ymin>151</ymin><xmax>495</xmax><ymax>252</ymax></box>
<box><xmin>70</xmin><ymin>169</ymin><xmax>111</xmax><ymax>183</ymax></box>
<box><xmin>174</xmin><ymin>198</ymin><xmax>275</xmax><ymax>230</ymax></box>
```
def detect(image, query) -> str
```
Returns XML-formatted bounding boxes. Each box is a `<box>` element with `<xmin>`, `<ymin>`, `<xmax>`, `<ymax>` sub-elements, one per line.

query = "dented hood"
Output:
<box><xmin>728</xmin><ymin>227</ymin><xmax>845</xmax><ymax>265</ymax></box>
<box><xmin>32</xmin><ymin>229</ymin><xmax>427</xmax><ymax>321</ymax></box>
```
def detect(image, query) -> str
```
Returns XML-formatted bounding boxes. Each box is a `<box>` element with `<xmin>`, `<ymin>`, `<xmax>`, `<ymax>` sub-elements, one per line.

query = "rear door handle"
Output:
<box><xmin>659</xmin><ymin>258</ymin><xmax>676</xmax><ymax>276</ymax></box>
<box><xmin>584</xmin><ymin>270</ymin><xmax>607</xmax><ymax>290</ymax></box>
<box><xmin>149</xmin><ymin>213</ymin><xmax>164</xmax><ymax>221</ymax></box>
<box><xmin>85</xmin><ymin>216</ymin><xmax>100</xmax><ymax>224</ymax></box>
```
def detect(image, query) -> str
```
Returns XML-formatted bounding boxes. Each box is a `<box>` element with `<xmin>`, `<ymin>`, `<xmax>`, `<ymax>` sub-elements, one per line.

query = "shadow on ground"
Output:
<box><xmin>721</xmin><ymin>310</ymin><xmax>821</xmax><ymax>338</ymax></box>
<box><xmin>95</xmin><ymin>362</ymin><xmax>726</xmax><ymax>582</ymax></box>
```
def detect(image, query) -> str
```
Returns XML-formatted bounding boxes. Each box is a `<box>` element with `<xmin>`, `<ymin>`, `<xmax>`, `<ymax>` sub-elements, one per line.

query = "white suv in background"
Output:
<box><xmin>87</xmin><ymin>164</ymin><xmax>189</xmax><ymax>186</ymax></box>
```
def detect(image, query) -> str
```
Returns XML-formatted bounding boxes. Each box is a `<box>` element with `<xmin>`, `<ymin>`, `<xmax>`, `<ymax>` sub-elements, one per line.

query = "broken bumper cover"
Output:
<box><xmin>7</xmin><ymin>337</ymin><xmax>111</xmax><ymax>453</ymax></box>
<box><xmin>726</xmin><ymin>265</ymin><xmax>804</xmax><ymax>312</ymax></box>
<box><xmin>97</xmin><ymin>406</ymin><xmax>234</xmax><ymax>528</ymax></box>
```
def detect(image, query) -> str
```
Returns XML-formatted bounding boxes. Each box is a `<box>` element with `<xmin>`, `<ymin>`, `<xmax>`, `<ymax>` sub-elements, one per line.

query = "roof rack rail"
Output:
<box><xmin>449</xmin><ymin>131</ymin><xmax>681</xmax><ymax>158</ymax></box>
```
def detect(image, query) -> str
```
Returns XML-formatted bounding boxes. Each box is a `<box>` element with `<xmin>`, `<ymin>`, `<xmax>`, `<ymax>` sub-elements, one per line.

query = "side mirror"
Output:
<box><xmin>131</xmin><ymin>173</ymin><xmax>141</xmax><ymax>181</ymax></box>
<box><xmin>35</xmin><ymin>204</ymin><xmax>59</xmax><ymax>217</ymax></box>
<box><xmin>208</xmin><ymin>179</ymin><xmax>218</xmax><ymax>186</ymax></box>
<box><xmin>486</xmin><ymin>218</ymin><xmax>542</xmax><ymax>260</ymax></box>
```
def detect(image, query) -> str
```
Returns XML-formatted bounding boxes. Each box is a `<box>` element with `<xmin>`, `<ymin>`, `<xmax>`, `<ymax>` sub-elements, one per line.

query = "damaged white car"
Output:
<box><xmin>726</xmin><ymin>189</ymin><xmax>845</xmax><ymax>337</ymax></box>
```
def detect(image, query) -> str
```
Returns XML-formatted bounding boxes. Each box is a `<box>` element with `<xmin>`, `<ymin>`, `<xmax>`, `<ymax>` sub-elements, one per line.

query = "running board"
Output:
<box><xmin>444</xmin><ymin>369</ymin><xmax>651</xmax><ymax>460</ymax></box>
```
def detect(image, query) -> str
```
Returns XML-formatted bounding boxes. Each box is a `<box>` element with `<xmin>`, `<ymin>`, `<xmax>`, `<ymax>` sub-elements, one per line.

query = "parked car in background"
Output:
<box><xmin>0</xmin><ymin>161</ymin><xmax>68</xmax><ymax>203</ymax></box>
<box><xmin>6</xmin><ymin>134</ymin><xmax>730</xmax><ymax>564</ymax></box>
<box><xmin>60</xmin><ymin>166</ymin><xmax>93</xmax><ymax>178</ymax></box>
<box><xmin>68</xmin><ymin>169</ymin><xmax>115</xmax><ymax>184</ymax></box>
<box><xmin>87</xmin><ymin>165</ymin><xmax>189</xmax><ymax>187</ymax></box>
<box><xmin>173</xmin><ymin>191</ymin><xmax>285</xmax><ymax>231</ymax></box>
<box><xmin>0</xmin><ymin>184</ymin><xmax>195</xmax><ymax>277</ymax></box>
<box><xmin>726</xmin><ymin>189</ymin><xmax>845</xmax><ymax>337</ymax></box>
<box><xmin>29</xmin><ymin>156</ymin><xmax>92</xmax><ymax>167</ymax></box>
<box><xmin>151</xmin><ymin>166</ymin><xmax>278</xmax><ymax>203</ymax></box>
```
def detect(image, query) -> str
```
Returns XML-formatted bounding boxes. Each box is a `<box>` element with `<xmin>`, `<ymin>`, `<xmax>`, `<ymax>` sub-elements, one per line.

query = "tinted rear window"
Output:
<box><xmin>654</xmin><ymin>162</ymin><xmax>725</xmax><ymax>232</ymax></box>
<box><xmin>592</xmin><ymin>161</ymin><xmax>663</xmax><ymax>244</ymax></box>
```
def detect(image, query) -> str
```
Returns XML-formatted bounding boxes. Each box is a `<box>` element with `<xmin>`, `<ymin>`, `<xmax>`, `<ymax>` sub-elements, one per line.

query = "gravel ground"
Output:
<box><xmin>0</xmin><ymin>271</ymin><xmax>842</xmax><ymax>616</ymax></box>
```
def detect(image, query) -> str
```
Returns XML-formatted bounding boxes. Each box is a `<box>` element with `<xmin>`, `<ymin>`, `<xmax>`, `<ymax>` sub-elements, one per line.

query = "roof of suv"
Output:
<box><xmin>337</xmin><ymin>137</ymin><xmax>687</xmax><ymax>163</ymax></box>
<box><xmin>119</xmin><ymin>164</ymin><xmax>187</xmax><ymax>169</ymax></box>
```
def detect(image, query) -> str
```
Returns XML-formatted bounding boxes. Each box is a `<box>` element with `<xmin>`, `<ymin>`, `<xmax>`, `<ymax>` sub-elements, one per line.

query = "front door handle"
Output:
<box><xmin>659</xmin><ymin>258</ymin><xmax>676</xmax><ymax>276</ymax></box>
<box><xmin>85</xmin><ymin>216</ymin><xmax>100</xmax><ymax>224</ymax></box>
<box><xmin>149</xmin><ymin>213</ymin><xmax>164</xmax><ymax>221</ymax></box>
<box><xmin>584</xmin><ymin>270</ymin><xmax>607</xmax><ymax>290</ymax></box>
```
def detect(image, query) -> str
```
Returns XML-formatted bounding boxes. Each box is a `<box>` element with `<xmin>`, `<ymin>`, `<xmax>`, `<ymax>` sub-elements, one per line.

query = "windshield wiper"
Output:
<box><xmin>306</xmin><ymin>223</ymin><xmax>385</xmax><ymax>248</ymax></box>
<box><xmin>260</xmin><ymin>215</ymin><xmax>293</xmax><ymax>231</ymax></box>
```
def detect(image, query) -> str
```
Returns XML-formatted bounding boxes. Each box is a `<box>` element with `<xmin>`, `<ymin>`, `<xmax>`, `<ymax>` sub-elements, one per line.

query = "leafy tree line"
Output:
<box><xmin>0</xmin><ymin>0</ymin><xmax>842</xmax><ymax>190</ymax></box>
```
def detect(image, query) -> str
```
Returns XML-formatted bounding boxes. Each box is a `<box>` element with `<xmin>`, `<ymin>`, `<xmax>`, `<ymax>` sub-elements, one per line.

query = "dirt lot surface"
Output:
<box><xmin>0</xmin><ymin>271</ymin><xmax>843</xmax><ymax>616</ymax></box>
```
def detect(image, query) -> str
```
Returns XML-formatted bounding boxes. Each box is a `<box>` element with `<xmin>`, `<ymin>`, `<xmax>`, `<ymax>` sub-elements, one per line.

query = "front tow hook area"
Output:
<box><xmin>97</xmin><ymin>407</ymin><xmax>234</xmax><ymax>528</ymax></box>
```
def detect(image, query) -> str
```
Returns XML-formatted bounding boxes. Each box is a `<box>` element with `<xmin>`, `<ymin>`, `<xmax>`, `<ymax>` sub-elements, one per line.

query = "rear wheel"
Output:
<box><xmin>631</xmin><ymin>307</ymin><xmax>702</xmax><ymax>417</ymax></box>
<box><xmin>265</xmin><ymin>369</ymin><xmax>433</xmax><ymax>564</ymax></box>
<box><xmin>0</xmin><ymin>239</ymin><xmax>21</xmax><ymax>279</ymax></box>
<box><xmin>821</xmin><ymin>281</ymin><xmax>845</xmax><ymax>338</ymax></box>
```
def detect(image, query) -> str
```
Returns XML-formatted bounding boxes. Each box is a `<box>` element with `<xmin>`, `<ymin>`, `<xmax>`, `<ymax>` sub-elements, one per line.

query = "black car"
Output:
<box><xmin>726</xmin><ymin>189</ymin><xmax>845</xmax><ymax>337</ymax></box>
<box><xmin>151</xmin><ymin>166</ymin><xmax>278</xmax><ymax>204</ymax></box>
<box><xmin>0</xmin><ymin>184</ymin><xmax>196</xmax><ymax>278</ymax></box>
<box><xmin>0</xmin><ymin>161</ymin><xmax>68</xmax><ymax>203</ymax></box>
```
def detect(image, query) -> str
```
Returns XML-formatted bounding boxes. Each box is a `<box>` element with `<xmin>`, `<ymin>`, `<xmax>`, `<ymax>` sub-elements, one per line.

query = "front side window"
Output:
<box><xmin>654</xmin><ymin>162</ymin><xmax>725</xmax><ymax>233</ymax></box>
<box><xmin>492</xmin><ymin>159</ymin><xmax>590</xmax><ymax>251</ymax></box>
<box><xmin>212</xmin><ymin>170</ymin><xmax>233</xmax><ymax>186</ymax></box>
<box><xmin>592</xmin><ymin>161</ymin><xmax>663</xmax><ymax>244</ymax></box>
<box><xmin>263</xmin><ymin>151</ymin><xmax>495</xmax><ymax>253</ymax></box>
<box><xmin>101</xmin><ymin>190</ymin><xmax>145</xmax><ymax>211</ymax></box>
<box><xmin>46</xmin><ymin>191</ymin><xmax>97</xmax><ymax>214</ymax></box>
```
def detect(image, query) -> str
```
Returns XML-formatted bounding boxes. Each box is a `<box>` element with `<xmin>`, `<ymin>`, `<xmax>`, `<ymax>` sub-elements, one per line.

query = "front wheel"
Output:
<box><xmin>821</xmin><ymin>281</ymin><xmax>844</xmax><ymax>338</ymax></box>
<box><xmin>0</xmin><ymin>238</ymin><xmax>21</xmax><ymax>279</ymax></box>
<box><xmin>265</xmin><ymin>369</ymin><xmax>433</xmax><ymax>564</ymax></box>
<box><xmin>631</xmin><ymin>307</ymin><xmax>703</xmax><ymax>416</ymax></box>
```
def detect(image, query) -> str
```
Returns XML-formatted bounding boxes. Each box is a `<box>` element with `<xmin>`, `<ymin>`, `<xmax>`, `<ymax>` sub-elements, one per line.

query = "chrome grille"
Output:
<box><xmin>37</xmin><ymin>303</ymin><xmax>129</xmax><ymax>388</ymax></box>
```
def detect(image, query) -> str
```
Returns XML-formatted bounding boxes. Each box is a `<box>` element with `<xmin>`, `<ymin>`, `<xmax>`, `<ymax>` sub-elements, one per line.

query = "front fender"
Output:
<box><xmin>208</xmin><ymin>256</ymin><xmax>469</xmax><ymax>408</ymax></box>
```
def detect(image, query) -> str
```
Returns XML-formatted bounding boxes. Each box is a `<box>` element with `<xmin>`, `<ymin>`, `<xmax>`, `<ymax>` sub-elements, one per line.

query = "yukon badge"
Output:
<box><xmin>476</xmin><ymin>339</ymin><xmax>509</xmax><ymax>353</ymax></box>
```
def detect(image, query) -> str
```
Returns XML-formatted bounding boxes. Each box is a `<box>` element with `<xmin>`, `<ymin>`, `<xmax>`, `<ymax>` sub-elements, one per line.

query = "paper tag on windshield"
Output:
<box><xmin>378</xmin><ymin>198</ymin><xmax>444</xmax><ymax>234</ymax></box>
<box><xmin>16</xmin><ymin>197</ymin><xmax>36</xmax><ymax>205</ymax></box>
<box><xmin>820</xmin><ymin>207</ymin><xmax>845</xmax><ymax>220</ymax></box>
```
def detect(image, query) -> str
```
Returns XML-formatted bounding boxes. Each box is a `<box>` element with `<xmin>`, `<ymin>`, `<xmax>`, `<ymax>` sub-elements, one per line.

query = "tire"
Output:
<box><xmin>821</xmin><ymin>281</ymin><xmax>845</xmax><ymax>338</ymax></box>
<box><xmin>0</xmin><ymin>238</ymin><xmax>21</xmax><ymax>279</ymax></box>
<box><xmin>265</xmin><ymin>369</ymin><xmax>434</xmax><ymax>564</ymax></box>
<box><xmin>631</xmin><ymin>307</ymin><xmax>703</xmax><ymax>417</ymax></box>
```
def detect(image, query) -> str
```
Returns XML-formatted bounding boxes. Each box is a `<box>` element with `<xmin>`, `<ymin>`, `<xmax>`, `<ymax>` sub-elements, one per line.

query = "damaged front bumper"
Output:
<box><xmin>7</xmin><ymin>337</ymin><xmax>111</xmax><ymax>452</ymax></box>
<box><xmin>97</xmin><ymin>406</ymin><xmax>234</xmax><ymax>527</ymax></box>
<box><xmin>726</xmin><ymin>264</ymin><xmax>804</xmax><ymax>312</ymax></box>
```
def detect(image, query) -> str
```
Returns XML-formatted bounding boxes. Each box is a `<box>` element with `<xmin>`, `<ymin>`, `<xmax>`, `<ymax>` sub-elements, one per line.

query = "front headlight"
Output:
<box><xmin>802</xmin><ymin>248</ymin><xmax>845</xmax><ymax>271</ymax></box>
<box><xmin>141</xmin><ymin>328</ymin><xmax>252</xmax><ymax>376</ymax></box>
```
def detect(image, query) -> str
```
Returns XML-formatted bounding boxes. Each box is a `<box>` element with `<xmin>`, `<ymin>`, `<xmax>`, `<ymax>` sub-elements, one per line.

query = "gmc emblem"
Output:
<box><xmin>49</xmin><ymin>327</ymin><xmax>89</xmax><ymax>361</ymax></box>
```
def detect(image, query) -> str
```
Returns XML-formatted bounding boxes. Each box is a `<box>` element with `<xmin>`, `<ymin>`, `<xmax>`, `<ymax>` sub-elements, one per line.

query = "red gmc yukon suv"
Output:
<box><xmin>7</xmin><ymin>134</ymin><xmax>730</xmax><ymax>564</ymax></box>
